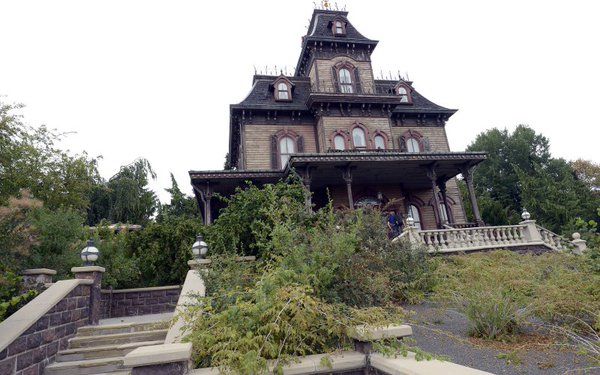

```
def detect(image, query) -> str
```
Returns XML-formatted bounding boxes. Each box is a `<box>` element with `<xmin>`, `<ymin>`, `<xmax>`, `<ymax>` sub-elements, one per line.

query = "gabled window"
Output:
<box><xmin>277</xmin><ymin>82</ymin><xmax>289</xmax><ymax>100</ymax></box>
<box><xmin>339</xmin><ymin>68</ymin><xmax>353</xmax><ymax>93</ymax></box>
<box><xmin>332</xmin><ymin>20</ymin><xmax>346</xmax><ymax>36</ymax></box>
<box><xmin>395</xmin><ymin>83</ymin><xmax>412</xmax><ymax>103</ymax></box>
<box><xmin>352</xmin><ymin>127</ymin><xmax>366</xmax><ymax>148</ymax></box>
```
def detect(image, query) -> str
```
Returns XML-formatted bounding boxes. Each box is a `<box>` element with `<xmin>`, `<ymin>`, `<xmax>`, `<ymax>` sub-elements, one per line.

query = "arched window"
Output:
<box><xmin>277</xmin><ymin>82</ymin><xmax>289</xmax><ymax>100</ymax></box>
<box><xmin>335</xmin><ymin>21</ymin><xmax>344</xmax><ymax>34</ymax></box>
<box><xmin>339</xmin><ymin>68</ymin><xmax>353</xmax><ymax>93</ymax></box>
<box><xmin>279</xmin><ymin>136</ymin><xmax>295</xmax><ymax>168</ymax></box>
<box><xmin>408</xmin><ymin>205</ymin><xmax>422</xmax><ymax>230</ymax></box>
<box><xmin>406</xmin><ymin>137</ymin><xmax>420</xmax><ymax>153</ymax></box>
<box><xmin>439</xmin><ymin>203</ymin><xmax>449</xmax><ymax>223</ymax></box>
<box><xmin>374</xmin><ymin>135</ymin><xmax>386</xmax><ymax>150</ymax></box>
<box><xmin>397</xmin><ymin>86</ymin><xmax>409</xmax><ymax>103</ymax></box>
<box><xmin>334</xmin><ymin>134</ymin><xmax>346</xmax><ymax>150</ymax></box>
<box><xmin>352</xmin><ymin>127</ymin><xmax>366</xmax><ymax>148</ymax></box>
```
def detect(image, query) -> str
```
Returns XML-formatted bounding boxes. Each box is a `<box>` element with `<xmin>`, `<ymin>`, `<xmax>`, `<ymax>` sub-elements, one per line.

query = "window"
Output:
<box><xmin>439</xmin><ymin>203</ymin><xmax>449</xmax><ymax>223</ymax></box>
<box><xmin>374</xmin><ymin>135</ymin><xmax>386</xmax><ymax>150</ymax></box>
<box><xmin>279</xmin><ymin>136</ymin><xmax>295</xmax><ymax>168</ymax></box>
<box><xmin>339</xmin><ymin>68</ymin><xmax>353</xmax><ymax>93</ymax></box>
<box><xmin>406</xmin><ymin>137</ymin><xmax>420</xmax><ymax>153</ymax></box>
<box><xmin>335</xmin><ymin>21</ymin><xmax>344</xmax><ymax>34</ymax></box>
<box><xmin>397</xmin><ymin>86</ymin><xmax>409</xmax><ymax>103</ymax></box>
<box><xmin>334</xmin><ymin>135</ymin><xmax>346</xmax><ymax>150</ymax></box>
<box><xmin>277</xmin><ymin>82</ymin><xmax>289</xmax><ymax>100</ymax></box>
<box><xmin>352</xmin><ymin>127</ymin><xmax>366</xmax><ymax>148</ymax></box>
<box><xmin>408</xmin><ymin>205</ymin><xmax>422</xmax><ymax>230</ymax></box>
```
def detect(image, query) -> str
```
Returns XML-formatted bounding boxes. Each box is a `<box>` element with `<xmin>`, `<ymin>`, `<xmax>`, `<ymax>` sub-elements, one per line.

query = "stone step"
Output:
<box><xmin>77</xmin><ymin>320</ymin><xmax>169</xmax><ymax>337</ymax></box>
<box><xmin>43</xmin><ymin>356</ymin><xmax>126</xmax><ymax>375</ymax></box>
<box><xmin>68</xmin><ymin>329</ymin><xmax>168</xmax><ymax>348</ymax></box>
<box><xmin>56</xmin><ymin>340</ymin><xmax>165</xmax><ymax>362</ymax></box>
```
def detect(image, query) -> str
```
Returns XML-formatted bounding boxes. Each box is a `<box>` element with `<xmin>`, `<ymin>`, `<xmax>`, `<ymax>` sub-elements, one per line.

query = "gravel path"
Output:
<box><xmin>405</xmin><ymin>303</ymin><xmax>598</xmax><ymax>375</ymax></box>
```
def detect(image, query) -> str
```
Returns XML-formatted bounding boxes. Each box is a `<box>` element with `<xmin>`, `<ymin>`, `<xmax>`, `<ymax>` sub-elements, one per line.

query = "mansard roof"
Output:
<box><xmin>305</xmin><ymin>10</ymin><xmax>377</xmax><ymax>44</ymax></box>
<box><xmin>374</xmin><ymin>80</ymin><xmax>456</xmax><ymax>114</ymax></box>
<box><xmin>231</xmin><ymin>75</ymin><xmax>311</xmax><ymax>111</ymax></box>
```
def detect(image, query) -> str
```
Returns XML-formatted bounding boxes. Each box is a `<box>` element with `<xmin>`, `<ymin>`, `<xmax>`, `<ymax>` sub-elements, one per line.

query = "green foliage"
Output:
<box><xmin>433</xmin><ymin>251</ymin><xmax>600</xmax><ymax>339</ymax></box>
<box><xmin>185</xmin><ymin>180</ymin><xmax>442</xmax><ymax>372</ymax></box>
<box><xmin>157</xmin><ymin>173</ymin><xmax>200</xmax><ymax>222</ymax></box>
<box><xmin>206</xmin><ymin>175</ymin><xmax>306</xmax><ymax>257</ymax></box>
<box><xmin>91</xmin><ymin>227</ymin><xmax>141</xmax><ymax>289</ymax></box>
<box><xmin>466</xmin><ymin>125</ymin><xmax>600</xmax><ymax>231</ymax></box>
<box><xmin>28</xmin><ymin>207</ymin><xmax>86</xmax><ymax>277</ymax></box>
<box><xmin>0</xmin><ymin>100</ymin><xmax>100</xmax><ymax>211</ymax></box>
<box><xmin>0</xmin><ymin>289</ymin><xmax>38</xmax><ymax>323</ymax></box>
<box><xmin>0</xmin><ymin>269</ymin><xmax>38</xmax><ymax>322</ymax></box>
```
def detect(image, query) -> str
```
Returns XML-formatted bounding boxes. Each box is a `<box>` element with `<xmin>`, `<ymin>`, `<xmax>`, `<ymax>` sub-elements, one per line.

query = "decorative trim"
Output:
<box><xmin>328</xmin><ymin>129</ymin><xmax>351</xmax><ymax>150</ymax></box>
<box><xmin>399</xmin><ymin>129</ymin><xmax>425</xmax><ymax>152</ymax></box>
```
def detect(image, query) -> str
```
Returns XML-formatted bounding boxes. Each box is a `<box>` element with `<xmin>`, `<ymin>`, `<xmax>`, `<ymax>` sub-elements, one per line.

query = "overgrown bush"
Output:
<box><xmin>459</xmin><ymin>288</ymin><xmax>523</xmax><ymax>339</ymax></box>
<box><xmin>186</xmin><ymin>180</ymin><xmax>439</xmax><ymax>372</ymax></box>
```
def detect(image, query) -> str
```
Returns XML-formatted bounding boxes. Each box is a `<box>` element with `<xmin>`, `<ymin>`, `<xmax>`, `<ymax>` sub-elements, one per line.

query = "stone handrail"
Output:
<box><xmin>535</xmin><ymin>224</ymin><xmax>572</xmax><ymax>251</ymax></box>
<box><xmin>417</xmin><ymin>224</ymin><xmax>528</xmax><ymax>253</ymax></box>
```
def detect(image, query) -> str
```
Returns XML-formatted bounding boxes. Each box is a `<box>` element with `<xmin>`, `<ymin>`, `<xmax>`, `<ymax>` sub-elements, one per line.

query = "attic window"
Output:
<box><xmin>332</xmin><ymin>20</ymin><xmax>346</xmax><ymax>36</ymax></box>
<box><xmin>275</xmin><ymin>81</ymin><xmax>292</xmax><ymax>101</ymax></box>
<box><xmin>396</xmin><ymin>84</ymin><xmax>412</xmax><ymax>103</ymax></box>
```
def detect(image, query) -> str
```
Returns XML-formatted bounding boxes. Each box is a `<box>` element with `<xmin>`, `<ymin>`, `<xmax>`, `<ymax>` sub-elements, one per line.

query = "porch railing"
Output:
<box><xmin>397</xmin><ymin>219</ymin><xmax>585</xmax><ymax>254</ymax></box>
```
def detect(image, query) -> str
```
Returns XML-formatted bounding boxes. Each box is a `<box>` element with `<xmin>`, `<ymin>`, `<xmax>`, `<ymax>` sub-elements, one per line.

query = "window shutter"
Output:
<box><xmin>423</xmin><ymin>137</ymin><xmax>431</xmax><ymax>152</ymax></box>
<box><xmin>353</xmin><ymin>69</ymin><xmax>362</xmax><ymax>94</ymax></box>
<box><xmin>331</xmin><ymin>67</ymin><xmax>339</xmax><ymax>93</ymax></box>
<box><xmin>399</xmin><ymin>136</ymin><xmax>407</xmax><ymax>152</ymax></box>
<box><xmin>297</xmin><ymin>135</ymin><xmax>305</xmax><ymax>153</ymax></box>
<box><xmin>271</xmin><ymin>135</ymin><xmax>279</xmax><ymax>169</ymax></box>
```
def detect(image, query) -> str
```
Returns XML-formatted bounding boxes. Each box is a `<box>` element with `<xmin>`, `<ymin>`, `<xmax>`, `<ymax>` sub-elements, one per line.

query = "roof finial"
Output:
<box><xmin>322</xmin><ymin>0</ymin><xmax>331</xmax><ymax>10</ymax></box>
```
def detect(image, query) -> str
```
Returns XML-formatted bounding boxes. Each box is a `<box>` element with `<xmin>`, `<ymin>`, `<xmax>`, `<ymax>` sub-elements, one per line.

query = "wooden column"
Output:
<box><xmin>461</xmin><ymin>166</ymin><xmax>484</xmax><ymax>226</ymax></box>
<box><xmin>301</xmin><ymin>166</ymin><xmax>313</xmax><ymax>212</ymax></box>
<box><xmin>437</xmin><ymin>180</ymin><xmax>454</xmax><ymax>225</ymax></box>
<box><xmin>342</xmin><ymin>167</ymin><xmax>354</xmax><ymax>209</ymax></box>
<box><xmin>427</xmin><ymin>166</ymin><xmax>442</xmax><ymax>228</ymax></box>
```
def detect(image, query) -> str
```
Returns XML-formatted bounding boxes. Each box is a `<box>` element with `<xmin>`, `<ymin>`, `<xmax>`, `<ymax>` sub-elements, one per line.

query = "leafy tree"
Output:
<box><xmin>571</xmin><ymin>159</ymin><xmax>600</xmax><ymax>192</ymax></box>
<box><xmin>0</xmin><ymin>100</ymin><xmax>101</xmax><ymax>211</ymax></box>
<box><xmin>156</xmin><ymin>173</ymin><xmax>200</xmax><ymax>222</ymax></box>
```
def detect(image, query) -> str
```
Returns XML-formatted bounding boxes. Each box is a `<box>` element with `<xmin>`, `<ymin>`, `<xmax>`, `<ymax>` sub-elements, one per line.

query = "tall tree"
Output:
<box><xmin>156</xmin><ymin>173</ymin><xmax>200</xmax><ymax>222</ymax></box>
<box><xmin>0</xmin><ymin>100</ymin><xmax>100</xmax><ymax>210</ymax></box>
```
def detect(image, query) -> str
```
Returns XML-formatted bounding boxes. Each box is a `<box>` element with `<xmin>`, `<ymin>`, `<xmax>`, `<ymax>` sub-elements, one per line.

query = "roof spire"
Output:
<box><xmin>322</xmin><ymin>0</ymin><xmax>331</xmax><ymax>10</ymax></box>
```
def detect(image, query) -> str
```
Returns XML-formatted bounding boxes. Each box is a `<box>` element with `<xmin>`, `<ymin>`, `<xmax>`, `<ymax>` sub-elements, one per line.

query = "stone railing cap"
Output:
<box><xmin>22</xmin><ymin>268</ymin><xmax>57</xmax><ymax>275</ymax></box>
<box><xmin>123</xmin><ymin>343</ymin><xmax>192</xmax><ymax>367</ymax></box>
<box><xmin>71</xmin><ymin>266</ymin><xmax>106</xmax><ymax>273</ymax></box>
<box><xmin>348</xmin><ymin>324</ymin><xmax>413</xmax><ymax>342</ymax></box>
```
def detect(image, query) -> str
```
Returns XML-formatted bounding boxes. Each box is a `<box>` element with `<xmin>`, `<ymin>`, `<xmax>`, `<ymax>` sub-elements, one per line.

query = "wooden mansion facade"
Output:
<box><xmin>189</xmin><ymin>8</ymin><xmax>486</xmax><ymax>229</ymax></box>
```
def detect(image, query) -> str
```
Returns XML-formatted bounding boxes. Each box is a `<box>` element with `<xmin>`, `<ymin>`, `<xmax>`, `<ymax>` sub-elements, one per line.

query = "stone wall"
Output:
<box><xmin>0</xmin><ymin>281</ymin><xmax>91</xmax><ymax>375</ymax></box>
<box><xmin>100</xmin><ymin>286</ymin><xmax>181</xmax><ymax>319</ymax></box>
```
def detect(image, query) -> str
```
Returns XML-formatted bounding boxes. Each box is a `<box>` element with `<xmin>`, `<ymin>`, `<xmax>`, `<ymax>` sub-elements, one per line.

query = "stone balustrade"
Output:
<box><xmin>400</xmin><ymin>219</ymin><xmax>585</xmax><ymax>254</ymax></box>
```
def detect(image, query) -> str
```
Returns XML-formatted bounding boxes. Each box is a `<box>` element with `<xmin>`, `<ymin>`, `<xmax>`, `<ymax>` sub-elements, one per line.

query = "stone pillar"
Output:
<box><xmin>461</xmin><ymin>166</ymin><xmax>484</xmax><ymax>226</ymax></box>
<box><xmin>427</xmin><ymin>167</ymin><xmax>442</xmax><ymax>228</ymax></box>
<box><xmin>72</xmin><ymin>266</ymin><xmax>105</xmax><ymax>325</ymax></box>
<box><xmin>519</xmin><ymin>219</ymin><xmax>543</xmax><ymax>244</ymax></box>
<box><xmin>571</xmin><ymin>233</ymin><xmax>587</xmax><ymax>255</ymax></box>
<box><xmin>342</xmin><ymin>167</ymin><xmax>354</xmax><ymax>209</ymax></box>
<box><xmin>21</xmin><ymin>268</ymin><xmax>56</xmax><ymax>287</ymax></box>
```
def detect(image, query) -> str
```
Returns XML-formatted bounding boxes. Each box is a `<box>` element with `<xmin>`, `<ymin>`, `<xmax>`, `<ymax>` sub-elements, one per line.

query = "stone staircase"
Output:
<box><xmin>44</xmin><ymin>318</ymin><xmax>170</xmax><ymax>375</ymax></box>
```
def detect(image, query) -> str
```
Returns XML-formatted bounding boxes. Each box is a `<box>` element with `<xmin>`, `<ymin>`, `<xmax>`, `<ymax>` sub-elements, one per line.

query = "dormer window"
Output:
<box><xmin>332</xmin><ymin>20</ymin><xmax>346</xmax><ymax>36</ymax></box>
<box><xmin>339</xmin><ymin>68</ymin><xmax>353</xmax><ymax>93</ymax></box>
<box><xmin>395</xmin><ymin>83</ymin><xmax>412</xmax><ymax>103</ymax></box>
<box><xmin>277</xmin><ymin>82</ymin><xmax>290</xmax><ymax>100</ymax></box>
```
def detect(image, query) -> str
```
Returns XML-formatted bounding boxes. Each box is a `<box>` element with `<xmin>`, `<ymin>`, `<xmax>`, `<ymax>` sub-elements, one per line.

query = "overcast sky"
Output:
<box><xmin>1</xmin><ymin>0</ymin><xmax>599</xmax><ymax>202</ymax></box>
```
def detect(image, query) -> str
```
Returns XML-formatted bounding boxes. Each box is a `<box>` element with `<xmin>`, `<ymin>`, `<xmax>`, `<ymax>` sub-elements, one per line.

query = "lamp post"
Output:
<box><xmin>192</xmin><ymin>235</ymin><xmax>208</xmax><ymax>260</ymax></box>
<box><xmin>81</xmin><ymin>239</ymin><xmax>100</xmax><ymax>266</ymax></box>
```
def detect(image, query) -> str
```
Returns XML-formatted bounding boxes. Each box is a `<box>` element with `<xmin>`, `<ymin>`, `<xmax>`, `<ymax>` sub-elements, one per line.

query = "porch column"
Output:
<box><xmin>342</xmin><ymin>167</ymin><xmax>354</xmax><ymax>209</ymax></box>
<box><xmin>301</xmin><ymin>166</ymin><xmax>313</xmax><ymax>212</ymax></box>
<box><xmin>437</xmin><ymin>180</ymin><xmax>454</xmax><ymax>225</ymax></box>
<box><xmin>427</xmin><ymin>166</ymin><xmax>442</xmax><ymax>228</ymax></box>
<box><xmin>204</xmin><ymin>189</ymin><xmax>213</xmax><ymax>225</ymax></box>
<box><xmin>461</xmin><ymin>166</ymin><xmax>484</xmax><ymax>226</ymax></box>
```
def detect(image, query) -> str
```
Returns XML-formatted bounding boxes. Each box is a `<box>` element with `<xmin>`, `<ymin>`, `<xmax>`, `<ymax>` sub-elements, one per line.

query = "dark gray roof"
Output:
<box><xmin>375</xmin><ymin>80</ymin><xmax>456</xmax><ymax>114</ymax></box>
<box><xmin>304</xmin><ymin>10</ymin><xmax>377</xmax><ymax>44</ymax></box>
<box><xmin>231</xmin><ymin>75</ymin><xmax>311</xmax><ymax>111</ymax></box>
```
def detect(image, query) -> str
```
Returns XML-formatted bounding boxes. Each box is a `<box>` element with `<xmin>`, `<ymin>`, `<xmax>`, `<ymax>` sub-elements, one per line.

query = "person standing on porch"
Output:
<box><xmin>387</xmin><ymin>210</ymin><xmax>402</xmax><ymax>238</ymax></box>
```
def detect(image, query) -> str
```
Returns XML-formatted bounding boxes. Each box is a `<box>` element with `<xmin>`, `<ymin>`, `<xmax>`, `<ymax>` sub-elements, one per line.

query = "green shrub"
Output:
<box><xmin>460</xmin><ymin>288</ymin><xmax>523</xmax><ymax>339</ymax></box>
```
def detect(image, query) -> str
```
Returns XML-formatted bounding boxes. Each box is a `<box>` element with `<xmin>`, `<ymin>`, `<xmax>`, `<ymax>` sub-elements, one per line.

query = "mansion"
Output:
<box><xmin>189</xmin><ymin>8</ymin><xmax>486</xmax><ymax>229</ymax></box>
